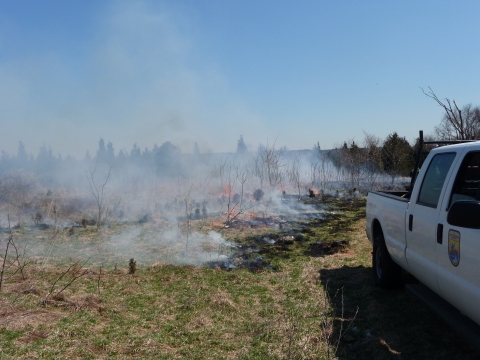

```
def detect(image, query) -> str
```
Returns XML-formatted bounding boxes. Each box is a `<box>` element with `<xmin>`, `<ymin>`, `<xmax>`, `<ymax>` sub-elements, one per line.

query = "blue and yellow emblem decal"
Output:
<box><xmin>448</xmin><ymin>229</ymin><xmax>460</xmax><ymax>267</ymax></box>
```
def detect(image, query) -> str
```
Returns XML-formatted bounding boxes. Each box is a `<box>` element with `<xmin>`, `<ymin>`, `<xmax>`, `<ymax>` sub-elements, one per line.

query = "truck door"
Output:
<box><xmin>406</xmin><ymin>152</ymin><xmax>457</xmax><ymax>294</ymax></box>
<box><xmin>435</xmin><ymin>150</ymin><xmax>480</xmax><ymax>325</ymax></box>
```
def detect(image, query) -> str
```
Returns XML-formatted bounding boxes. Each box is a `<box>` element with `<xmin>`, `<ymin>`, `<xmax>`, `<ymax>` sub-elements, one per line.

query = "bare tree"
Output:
<box><xmin>435</xmin><ymin>103</ymin><xmax>480</xmax><ymax>140</ymax></box>
<box><xmin>223</xmin><ymin>161</ymin><xmax>239</xmax><ymax>225</ymax></box>
<box><xmin>257</xmin><ymin>143</ymin><xmax>285</xmax><ymax>188</ymax></box>
<box><xmin>85</xmin><ymin>161</ymin><xmax>118</xmax><ymax>232</ymax></box>
<box><xmin>213</xmin><ymin>160</ymin><xmax>255</xmax><ymax>230</ymax></box>
<box><xmin>235</xmin><ymin>162</ymin><xmax>251</xmax><ymax>210</ymax></box>
<box><xmin>183</xmin><ymin>186</ymin><xmax>193</xmax><ymax>253</ymax></box>
<box><xmin>422</xmin><ymin>87</ymin><xmax>480</xmax><ymax>140</ymax></box>
<box><xmin>253</xmin><ymin>153</ymin><xmax>266</xmax><ymax>190</ymax></box>
<box><xmin>308</xmin><ymin>160</ymin><xmax>320</xmax><ymax>190</ymax></box>
<box><xmin>329</xmin><ymin>140</ymin><xmax>368</xmax><ymax>189</ymax></box>
<box><xmin>287</xmin><ymin>155</ymin><xmax>303</xmax><ymax>199</ymax></box>
<box><xmin>315</xmin><ymin>152</ymin><xmax>336</xmax><ymax>191</ymax></box>
<box><xmin>210</xmin><ymin>159</ymin><xmax>238</xmax><ymax>226</ymax></box>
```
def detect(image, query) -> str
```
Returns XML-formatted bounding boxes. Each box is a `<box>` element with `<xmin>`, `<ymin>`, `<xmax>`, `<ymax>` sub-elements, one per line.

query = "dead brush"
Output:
<box><xmin>128</xmin><ymin>258</ymin><xmax>137</xmax><ymax>274</ymax></box>
<box><xmin>0</xmin><ymin>216</ymin><xmax>29</xmax><ymax>292</ymax></box>
<box><xmin>66</xmin><ymin>226</ymin><xmax>74</xmax><ymax>236</ymax></box>
<box><xmin>33</xmin><ymin>212</ymin><xmax>43</xmax><ymax>224</ymax></box>
<box><xmin>42</xmin><ymin>259</ymin><xmax>89</xmax><ymax>306</ymax></box>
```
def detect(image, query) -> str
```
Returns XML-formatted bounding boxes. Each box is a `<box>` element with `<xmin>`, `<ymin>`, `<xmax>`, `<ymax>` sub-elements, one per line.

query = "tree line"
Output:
<box><xmin>0</xmin><ymin>139</ymin><xmax>186</xmax><ymax>179</ymax></box>
<box><xmin>1</xmin><ymin>87</ymin><xmax>478</xmax><ymax>191</ymax></box>
<box><xmin>327</xmin><ymin>88</ymin><xmax>480</xmax><ymax>190</ymax></box>
<box><xmin>326</xmin><ymin>131</ymin><xmax>414</xmax><ymax>189</ymax></box>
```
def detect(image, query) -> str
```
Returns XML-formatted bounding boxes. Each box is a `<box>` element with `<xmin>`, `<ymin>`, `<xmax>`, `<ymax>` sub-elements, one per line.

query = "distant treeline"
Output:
<box><xmin>0</xmin><ymin>137</ymin><xmax>320</xmax><ymax>188</ymax></box>
<box><xmin>0</xmin><ymin>131</ymin><xmax>420</xmax><ymax>191</ymax></box>
<box><xmin>0</xmin><ymin>139</ymin><xmax>188</xmax><ymax>178</ymax></box>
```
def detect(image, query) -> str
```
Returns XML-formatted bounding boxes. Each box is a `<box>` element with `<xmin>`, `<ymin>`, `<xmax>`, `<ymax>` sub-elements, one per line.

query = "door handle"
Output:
<box><xmin>409</xmin><ymin>214</ymin><xmax>413</xmax><ymax>231</ymax></box>
<box><xmin>437</xmin><ymin>223</ymin><xmax>443</xmax><ymax>244</ymax></box>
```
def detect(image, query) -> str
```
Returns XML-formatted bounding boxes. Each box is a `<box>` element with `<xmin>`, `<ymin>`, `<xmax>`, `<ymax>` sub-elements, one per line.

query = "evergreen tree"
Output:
<box><xmin>381</xmin><ymin>132</ymin><xmax>414</xmax><ymax>184</ymax></box>
<box><xmin>155</xmin><ymin>141</ymin><xmax>182</xmax><ymax>177</ymax></box>
<box><xmin>96</xmin><ymin>138</ymin><xmax>107</xmax><ymax>161</ymax></box>
<box><xmin>16</xmin><ymin>141</ymin><xmax>29</xmax><ymax>167</ymax></box>
<box><xmin>0</xmin><ymin>150</ymin><xmax>13</xmax><ymax>176</ymax></box>
<box><xmin>130</xmin><ymin>143</ymin><xmax>142</xmax><ymax>163</ymax></box>
<box><xmin>142</xmin><ymin>147</ymin><xmax>154</xmax><ymax>167</ymax></box>
<box><xmin>237</xmin><ymin>135</ymin><xmax>247</xmax><ymax>154</ymax></box>
<box><xmin>35</xmin><ymin>144</ymin><xmax>56</xmax><ymax>176</ymax></box>
<box><xmin>106</xmin><ymin>141</ymin><xmax>115</xmax><ymax>163</ymax></box>
<box><xmin>117</xmin><ymin>149</ymin><xmax>127</xmax><ymax>164</ymax></box>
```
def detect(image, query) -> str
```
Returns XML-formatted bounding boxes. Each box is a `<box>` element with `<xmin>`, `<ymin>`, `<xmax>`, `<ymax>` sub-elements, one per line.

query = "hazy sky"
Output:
<box><xmin>1</xmin><ymin>0</ymin><xmax>479</xmax><ymax>159</ymax></box>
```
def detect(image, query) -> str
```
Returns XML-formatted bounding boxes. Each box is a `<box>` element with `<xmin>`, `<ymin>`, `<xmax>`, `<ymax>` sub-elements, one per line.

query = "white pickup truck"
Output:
<box><xmin>366</xmin><ymin>137</ymin><xmax>480</xmax><ymax>326</ymax></box>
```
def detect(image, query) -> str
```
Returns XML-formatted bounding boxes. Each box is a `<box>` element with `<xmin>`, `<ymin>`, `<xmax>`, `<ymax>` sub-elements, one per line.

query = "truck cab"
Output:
<box><xmin>366</xmin><ymin>138</ymin><xmax>480</xmax><ymax>326</ymax></box>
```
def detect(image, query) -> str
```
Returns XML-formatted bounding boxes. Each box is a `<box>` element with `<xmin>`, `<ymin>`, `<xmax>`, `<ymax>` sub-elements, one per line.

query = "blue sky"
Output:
<box><xmin>1</xmin><ymin>0</ymin><xmax>479</xmax><ymax>158</ymax></box>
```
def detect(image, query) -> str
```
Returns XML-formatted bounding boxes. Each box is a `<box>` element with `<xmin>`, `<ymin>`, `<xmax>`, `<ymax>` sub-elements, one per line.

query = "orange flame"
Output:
<box><xmin>222</xmin><ymin>184</ymin><xmax>233</xmax><ymax>197</ymax></box>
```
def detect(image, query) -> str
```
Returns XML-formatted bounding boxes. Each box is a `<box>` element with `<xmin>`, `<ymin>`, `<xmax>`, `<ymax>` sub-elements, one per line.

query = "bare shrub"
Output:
<box><xmin>85</xmin><ymin>162</ymin><xmax>120</xmax><ymax>231</ymax></box>
<box><xmin>328</xmin><ymin>140</ymin><xmax>369</xmax><ymax>190</ymax></box>
<box><xmin>253</xmin><ymin>189</ymin><xmax>264</xmax><ymax>201</ymax></box>
<box><xmin>33</xmin><ymin>212</ymin><xmax>43</xmax><ymax>224</ymax></box>
<box><xmin>255</xmin><ymin>143</ymin><xmax>285</xmax><ymax>189</ymax></box>
<box><xmin>42</xmin><ymin>259</ymin><xmax>89</xmax><ymax>305</ymax></box>
<box><xmin>0</xmin><ymin>216</ymin><xmax>29</xmax><ymax>292</ymax></box>
<box><xmin>287</xmin><ymin>155</ymin><xmax>303</xmax><ymax>199</ymax></box>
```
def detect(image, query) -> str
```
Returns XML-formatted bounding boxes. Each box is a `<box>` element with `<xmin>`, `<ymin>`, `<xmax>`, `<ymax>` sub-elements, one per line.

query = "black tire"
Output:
<box><xmin>373</xmin><ymin>231</ymin><xmax>402</xmax><ymax>288</ymax></box>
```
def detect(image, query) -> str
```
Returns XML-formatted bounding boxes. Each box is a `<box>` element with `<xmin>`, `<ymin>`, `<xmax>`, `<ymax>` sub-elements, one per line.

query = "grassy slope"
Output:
<box><xmin>0</xmin><ymin>198</ymin><xmax>479</xmax><ymax>359</ymax></box>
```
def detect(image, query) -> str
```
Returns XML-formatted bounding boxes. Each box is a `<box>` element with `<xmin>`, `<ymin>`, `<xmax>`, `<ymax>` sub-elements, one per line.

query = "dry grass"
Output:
<box><xmin>0</xmin><ymin>259</ymin><xmax>336</xmax><ymax>358</ymax></box>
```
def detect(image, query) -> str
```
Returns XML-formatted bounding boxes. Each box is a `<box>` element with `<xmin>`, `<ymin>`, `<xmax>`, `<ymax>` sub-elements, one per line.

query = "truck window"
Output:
<box><xmin>449</xmin><ymin>151</ymin><xmax>480</xmax><ymax>207</ymax></box>
<box><xmin>417</xmin><ymin>153</ymin><xmax>456</xmax><ymax>208</ymax></box>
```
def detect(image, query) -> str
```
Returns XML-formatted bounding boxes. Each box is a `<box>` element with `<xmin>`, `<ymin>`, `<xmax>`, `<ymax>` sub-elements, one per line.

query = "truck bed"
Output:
<box><xmin>366</xmin><ymin>190</ymin><xmax>410</xmax><ymax>269</ymax></box>
<box><xmin>369</xmin><ymin>190</ymin><xmax>410</xmax><ymax>200</ymax></box>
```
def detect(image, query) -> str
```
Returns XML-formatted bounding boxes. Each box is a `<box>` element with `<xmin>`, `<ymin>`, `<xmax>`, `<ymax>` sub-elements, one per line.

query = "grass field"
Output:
<box><xmin>1</xmin><ymin>197</ymin><xmax>479</xmax><ymax>359</ymax></box>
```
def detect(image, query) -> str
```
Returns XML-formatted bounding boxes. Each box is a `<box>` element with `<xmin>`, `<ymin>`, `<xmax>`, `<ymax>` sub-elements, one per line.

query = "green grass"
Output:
<box><xmin>1</xmin><ymin>253</ymin><xmax>332</xmax><ymax>358</ymax></box>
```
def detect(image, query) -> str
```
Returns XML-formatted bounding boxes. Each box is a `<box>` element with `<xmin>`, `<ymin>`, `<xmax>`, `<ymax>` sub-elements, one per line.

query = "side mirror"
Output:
<box><xmin>447</xmin><ymin>200</ymin><xmax>480</xmax><ymax>229</ymax></box>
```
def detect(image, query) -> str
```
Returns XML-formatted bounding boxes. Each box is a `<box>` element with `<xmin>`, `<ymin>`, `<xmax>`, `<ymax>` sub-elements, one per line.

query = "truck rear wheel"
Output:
<box><xmin>373</xmin><ymin>232</ymin><xmax>402</xmax><ymax>288</ymax></box>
